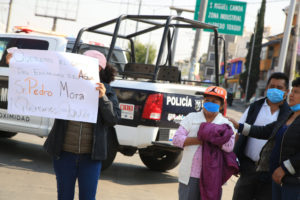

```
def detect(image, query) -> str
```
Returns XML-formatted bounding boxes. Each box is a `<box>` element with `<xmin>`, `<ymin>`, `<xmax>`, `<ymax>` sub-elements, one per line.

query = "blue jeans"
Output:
<box><xmin>272</xmin><ymin>181</ymin><xmax>300</xmax><ymax>200</ymax></box>
<box><xmin>53</xmin><ymin>151</ymin><xmax>102</xmax><ymax>200</ymax></box>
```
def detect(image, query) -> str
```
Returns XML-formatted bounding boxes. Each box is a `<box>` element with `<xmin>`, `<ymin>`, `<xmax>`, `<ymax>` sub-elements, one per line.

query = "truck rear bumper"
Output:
<box><xmin>115</xmin><ymin>125</ymin><xmax>159</xmax><ymax>148</ymax></box>
<box><xmin>151</xmin><ymin>141</ymin><xmax>182</xmax><ymax>152</ymax></box>
<box><xmin>115</xmin><ymin>125</ymin><xmax>179</xmax><ymax>148</ymax></box>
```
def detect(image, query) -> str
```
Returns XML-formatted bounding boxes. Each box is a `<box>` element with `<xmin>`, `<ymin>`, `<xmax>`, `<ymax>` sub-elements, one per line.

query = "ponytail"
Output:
<box><xmin>100</xmin><ymin>63</ymin><xmax>117</xmax><ymax>84</ymax></box>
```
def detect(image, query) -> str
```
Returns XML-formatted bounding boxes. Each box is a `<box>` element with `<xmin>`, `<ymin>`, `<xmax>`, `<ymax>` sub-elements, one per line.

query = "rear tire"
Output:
<box><xmin>0</xmin><ymin>131</ymin><xmax>17</xmax><ymax>138</ymax></box>
<box><xmin>139</xmin><ymin>148</ymin><xmax>182</xmax><ymax>171</ymax></box>
<box><xmin>101</xmin><ymin>128</ymin><xmax>118</xmax><ymax>171</ymax></box>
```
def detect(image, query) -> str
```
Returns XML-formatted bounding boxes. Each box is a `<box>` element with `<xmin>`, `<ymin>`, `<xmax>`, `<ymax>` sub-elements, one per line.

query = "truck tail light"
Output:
<box><xmin>142</xmin><ymin>93</ymin><xmax>163</xmax><ymax>120</ymax></box>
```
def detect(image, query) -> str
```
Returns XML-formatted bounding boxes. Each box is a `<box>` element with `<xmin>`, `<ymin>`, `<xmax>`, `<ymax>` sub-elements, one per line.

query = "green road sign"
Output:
<box><xmin>204</xmin><ymin>0</ymin><xmax>247</xmax><ymax>36</ymax></box>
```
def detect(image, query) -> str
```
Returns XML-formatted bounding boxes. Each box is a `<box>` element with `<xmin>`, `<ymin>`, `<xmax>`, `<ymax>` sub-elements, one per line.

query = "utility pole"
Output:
<box><xmin>145</xmin><ymin>9</ymin><xmax>155</xmax><ymax>64</ymax></box>
<box><xmin>145</xmin><ymin>32</ymin><xmax>152</xmax><ymax>64</ymax></box>
<box><xmin>277</xmin><ymin>0</ymin><xmax>297</xmax><ymax>72</ymax></box>
<box><xmin>171</xmin><ymin>9</ymin><xmax>182</xmax><ymax>65</ymax></box>
<box><xmin>5</xmin><ymin>0</ymin><xmax>13</xmax><ymax>33</ymax></box>
<box><xmin>135</xmin><ymin>0</ymin><xmax>142</xmax><ymax>33</ymax></box>
<box><xmin>218</xmin><ymin>36</ymin><xmax>227</xmax><ymax>88</ymax></box>
<box><xmin>122</xmin><ymin>0</ymin><xmax>130</xmax><ymax>48</ymax></box>
<box><xmin>290</xmin><ymin>2</ymin><xmax>300</xmax><ymax>86</ymax></box>
<box><xmin>245</xmin><ymin>21</ymin><xmax>257</xmax><ymax>102</ymax></box>
<box><xmin>52</xmin><ymin>17</ymin><xmax>57</xmax><ymax>31</ymax></box>
<box><xmin>189</xmin><ymin>0</ymin><xmax>208</xmax><ymax>80</ymax></box>
<box><xmin>35</xmin><ymin>0</ymin><xmax>79</xmax><ymax>33</ymax></box>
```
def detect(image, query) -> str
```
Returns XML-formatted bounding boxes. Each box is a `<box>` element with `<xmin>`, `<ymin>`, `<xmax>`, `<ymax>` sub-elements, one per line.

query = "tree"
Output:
<box><xmin>126</xmin><ymin>40</ymin><xmax>156</xmax><ymax>64</ymax></box>
<box><xmin>239</xmin><ymin>0</ymin><xmax>266</xmax><ymax>101</ymax></box>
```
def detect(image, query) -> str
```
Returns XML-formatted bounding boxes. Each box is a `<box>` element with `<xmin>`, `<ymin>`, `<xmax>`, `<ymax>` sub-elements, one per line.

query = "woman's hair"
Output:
<box><xmin>100</xmin><ymin>63</ymin><xmax>117</xmax><ymax>84</ymax></box>
<box><xmin>267</xmin><ymin>72</ymin><xmax>289</xmax><ymax>90</ymax></box>
<box><xmin>203</xmin><ymin>94</ymin><xmax>224</xmax><ymax>106</ymax></box>
<box><xmin>292</xmin><ymin>77</ymin><xmax>300</xmax><ymax>87</ymax></box>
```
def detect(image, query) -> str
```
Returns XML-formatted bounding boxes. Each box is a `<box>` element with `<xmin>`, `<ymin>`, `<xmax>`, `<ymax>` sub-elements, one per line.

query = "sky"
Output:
<box><xmin>0</xmin><ymin>0</ymin><xmax>291</xmax><ymax>61</ymax></box>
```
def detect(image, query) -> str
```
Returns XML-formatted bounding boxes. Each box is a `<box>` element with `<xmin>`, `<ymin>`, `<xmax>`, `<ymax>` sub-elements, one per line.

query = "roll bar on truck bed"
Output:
<box><xmin>71</xmin><ymin>15</ymin><xmax>220</xmax><ymax>85</ymax></box>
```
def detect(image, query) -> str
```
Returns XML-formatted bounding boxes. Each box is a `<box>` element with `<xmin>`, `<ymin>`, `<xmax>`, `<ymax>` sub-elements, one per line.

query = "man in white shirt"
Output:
<box><xmin>232</xmin><ymin>72</ymin><xmax>290</xmax><ymax>200</ymax></box>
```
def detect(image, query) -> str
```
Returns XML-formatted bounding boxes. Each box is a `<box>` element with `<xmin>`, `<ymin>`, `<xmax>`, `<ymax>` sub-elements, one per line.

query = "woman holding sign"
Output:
<box><xmin>42</xmin><ymin>50</ymin><xmax>121</xmax><ymax>200</ymax></box>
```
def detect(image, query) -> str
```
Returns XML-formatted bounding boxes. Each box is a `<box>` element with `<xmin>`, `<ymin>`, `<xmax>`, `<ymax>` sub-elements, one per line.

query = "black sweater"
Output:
<box><xmin>246</xmin><ymin>111</ymin><xmax>300</xmax><ymax>184</ymax></box>
<box><xmin>43</xmin><ymin>83</ymin><xmax>121</xmax><ymax>161</ymax></box>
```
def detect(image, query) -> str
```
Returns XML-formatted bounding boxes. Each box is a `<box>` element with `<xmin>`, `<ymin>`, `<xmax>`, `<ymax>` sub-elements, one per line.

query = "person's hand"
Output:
<box><xmin>227</xmin><ymin>117</ymin><xmax>239</xmax><ymax>129</ymax></box>
<box><xmin>6</xmin><ymin>53</ymin><xmax>12</xmax><ymax>64</ymax></box>
<box><xmin>183</xmin><ymin>137</ymin><xmax>202</xmax><ymax>147</ymax></box>
<box><xmin>96</xmin><ymin>83</ymin><xmax>106</xmax><ymax>98</ymax></box>
<box><xmin>233</xmin><ymin>173</ymin><xmax>240</xmax><ymax>177</ymax></box>
<box><xmin>272</xmin><ymin>166</ymin><xmax>285</xmax><ymax>185</ymax></box>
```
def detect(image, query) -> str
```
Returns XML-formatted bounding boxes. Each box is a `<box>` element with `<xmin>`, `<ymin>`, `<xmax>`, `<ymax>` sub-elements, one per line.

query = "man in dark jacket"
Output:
<box><xmin>231</xmin><ymin>77</ymin><xmax>300</xmax><ymax>200</ymax></box>
<box><xmin>232</xmin><ymin>72</ymin><xmax>290</xmax><ymax>200</ymax></box>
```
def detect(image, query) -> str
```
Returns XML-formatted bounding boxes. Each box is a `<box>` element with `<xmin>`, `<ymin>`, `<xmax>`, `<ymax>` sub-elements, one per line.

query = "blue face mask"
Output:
<box><xmin>266</xmin><ymin>88</ymin><xmax>285</xmax><ymax>103</ymax></box>
<box><xmin>203</xmin><ymin>102</ymin><xmax>220</xmax><ymax>113</ymax></box>
<box><xmin>290</xmin><ymin>104</ymin><xmax>300</xmax><ymax>112</ymax></box>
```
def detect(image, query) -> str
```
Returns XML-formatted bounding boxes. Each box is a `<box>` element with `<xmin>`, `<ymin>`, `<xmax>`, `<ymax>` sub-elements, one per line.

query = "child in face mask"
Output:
<box><xmin>173</xmin><ymin>86</ymin><xmax>238</xmax><ymax>200</ymax></box>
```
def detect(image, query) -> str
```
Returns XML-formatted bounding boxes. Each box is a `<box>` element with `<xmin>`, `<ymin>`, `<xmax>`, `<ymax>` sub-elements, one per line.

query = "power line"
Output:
<box><xmin>96</xmin><ymin>0</ymin><xmax>172</xmax><ymax>8</ymax></box>
<box><xmin>245</xmin><ymin>0</ymin><xmax>289</xmax><ymax>4</ymax></box>
<box><xmin>96</xmin><ymin>0</ymin><xmax>290</xmax><ymax>9</ymax></box>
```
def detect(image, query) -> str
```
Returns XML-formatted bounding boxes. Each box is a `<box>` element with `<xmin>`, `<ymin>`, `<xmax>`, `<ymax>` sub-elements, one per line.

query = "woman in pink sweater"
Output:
<box><xmin>173</xmin><ymin>86</ymin><xmax>236</xmax><ymax>200</ymax></box>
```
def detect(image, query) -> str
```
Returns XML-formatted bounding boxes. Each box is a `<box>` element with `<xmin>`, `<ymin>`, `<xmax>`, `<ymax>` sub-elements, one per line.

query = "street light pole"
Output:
<box><xmin>170</xmin><ymin>6</ymin><xmax>195</xmax><ymax>65</ymax></box>
<box><xmin>289</xmin><ymin>2</ymin><xmax>300</xmax><ymax>86</ymax></box>
<box><xmin>218</xmin><ymin>36</ymin><xmax>227</xmax><ymax>88</ymax></box>
<box><xmin>171</xmin><ymin>9</ymin><xmax>182</xmax><ymax>65</ymax></box>
<box><xmin>135</xmin><ymin>0</ymin><xmax>142</xmax><ymax>36</ymax></box>
<box><xmin>277</xmin><ymin>0</ymin><xmax>297</xmax><ymax>72</ymax></box>
<box><xmin>189</xmin><ymin>0</ymin><xmax>208</xmax><ymax>80</ymax></box>
<box><xmin>5</xmin><ymin>0</ymin><xmax>13</xmax><ymax>33</ymax></box>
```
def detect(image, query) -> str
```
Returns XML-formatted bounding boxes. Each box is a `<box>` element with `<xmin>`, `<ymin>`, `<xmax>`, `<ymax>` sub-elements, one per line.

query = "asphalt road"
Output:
<box><xmin>0</xmin><ymin>106</ymin><xmax>244</xmax><ymax>200</ymax></box>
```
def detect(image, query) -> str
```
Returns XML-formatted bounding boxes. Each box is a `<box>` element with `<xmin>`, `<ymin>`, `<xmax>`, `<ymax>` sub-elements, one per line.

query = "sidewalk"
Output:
<box><xmin>228</xmin><ymin>99</ymin><xmax>248</xmax><ymax>113</ymax></box>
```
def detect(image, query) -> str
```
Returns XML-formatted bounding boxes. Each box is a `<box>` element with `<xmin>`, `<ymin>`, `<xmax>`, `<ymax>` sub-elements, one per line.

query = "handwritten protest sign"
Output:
<box><xmin>8</xmin><ymin>49</ymin><xmax>100</xmax><ymax>123</ymax></box>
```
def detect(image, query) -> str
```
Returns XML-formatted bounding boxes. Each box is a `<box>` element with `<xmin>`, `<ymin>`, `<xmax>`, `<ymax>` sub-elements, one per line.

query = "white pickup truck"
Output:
<box><xmin>0</xmin><ymin>15</ymin><xmax>222</xmax><ymax>171</ymax></box>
